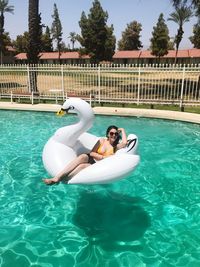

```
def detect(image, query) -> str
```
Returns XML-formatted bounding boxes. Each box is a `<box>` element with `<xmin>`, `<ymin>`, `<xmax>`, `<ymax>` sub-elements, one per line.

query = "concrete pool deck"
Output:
<box><xmin>0</xmin><ymin>101</ymin><xmax>200</xmax><ymax>125</ymax></box>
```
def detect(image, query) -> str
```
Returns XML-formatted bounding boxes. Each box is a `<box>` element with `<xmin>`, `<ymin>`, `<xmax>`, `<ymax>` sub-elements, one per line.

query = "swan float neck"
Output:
<box><xmin>53</xmin><ymin>98</ymin><xmax>94</xmax><ymax>147</ymax></box>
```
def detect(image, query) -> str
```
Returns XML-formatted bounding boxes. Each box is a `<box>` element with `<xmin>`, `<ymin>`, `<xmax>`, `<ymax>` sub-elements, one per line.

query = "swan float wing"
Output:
<box><xmin>42</xmin><ymin>138</ymin><xmax>77</xmax><ymax>177</ymax></box>
<box><xmin>68</xmin><ymin>154</ymin><xmax>140</xmax><ymax>184</ymax></box>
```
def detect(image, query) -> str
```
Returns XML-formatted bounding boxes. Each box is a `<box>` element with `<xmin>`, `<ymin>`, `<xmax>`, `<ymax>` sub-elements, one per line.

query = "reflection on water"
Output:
<box><xmin>73</xmin><ymin>191</ymin><xmax>151</xmax><ymax>252</ymax></box>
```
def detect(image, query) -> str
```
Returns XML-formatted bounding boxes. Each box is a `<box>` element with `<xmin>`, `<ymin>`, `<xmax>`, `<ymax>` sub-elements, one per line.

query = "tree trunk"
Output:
<box><xmin>0</xmin><ymin>13</ymin><xmax>4</xmax><ymax>65</ymax></box>
<box><xmin>27</xmin><ymin>0</ymin><xmax>40</xmax><ymax>93</ymax></box>
<box><xmin>174</xmin><ymin>49</ymin><xmax>178</xmax><ymax>65</ymax></box>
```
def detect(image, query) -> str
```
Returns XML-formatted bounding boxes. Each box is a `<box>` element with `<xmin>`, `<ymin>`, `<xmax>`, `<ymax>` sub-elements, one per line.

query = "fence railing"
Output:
<box><xmin>0</xmin><ymin>64</ymin><xmax>199</xmax><ymax>106</ymax></box>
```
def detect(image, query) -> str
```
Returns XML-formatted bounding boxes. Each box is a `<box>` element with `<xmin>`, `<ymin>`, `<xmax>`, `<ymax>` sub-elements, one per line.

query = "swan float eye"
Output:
<box><xmin>63</xmin><ymin>105</ymin><xmax>74</xmax><ymax>112</ymax></box>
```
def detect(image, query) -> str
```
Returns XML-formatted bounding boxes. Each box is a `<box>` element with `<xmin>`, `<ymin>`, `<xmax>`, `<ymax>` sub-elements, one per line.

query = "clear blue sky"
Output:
<box><xmin>6</xmin><ymin>0</ymin><xmax>197</xmax><ymax>49</ymax></box>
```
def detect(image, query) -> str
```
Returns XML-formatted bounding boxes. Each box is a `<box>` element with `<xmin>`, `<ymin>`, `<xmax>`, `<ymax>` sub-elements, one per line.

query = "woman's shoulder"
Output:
<box><xmin>99</xmin><ymin>137</ymin><xmax>107</xmax><ymax>143</ymax></box>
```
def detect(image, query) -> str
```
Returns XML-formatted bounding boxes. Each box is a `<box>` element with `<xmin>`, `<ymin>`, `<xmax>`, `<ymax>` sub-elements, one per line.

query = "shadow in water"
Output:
<box><xmin>73</xmin><ymin>191</ymin><xmax>151</xmax><ymax>252</ymax></box>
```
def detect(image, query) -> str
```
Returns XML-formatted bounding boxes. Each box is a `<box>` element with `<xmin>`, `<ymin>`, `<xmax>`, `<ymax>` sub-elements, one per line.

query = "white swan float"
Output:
<box><xmin>42</xmin><ymin>98</ymin><xmax>140</xmax><ymax>184</ymax></box>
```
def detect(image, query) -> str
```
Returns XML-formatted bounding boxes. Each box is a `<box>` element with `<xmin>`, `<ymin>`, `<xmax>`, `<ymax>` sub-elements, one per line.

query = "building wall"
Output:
<box><xmin>112</xmin><ymin>57</ymin><xmax>199</xmax><ymax>65</ymax></box>
<box><xmin>14</xmin><ymin>50</ymin><xmax>200</xmax><ymax>65</ymax></box>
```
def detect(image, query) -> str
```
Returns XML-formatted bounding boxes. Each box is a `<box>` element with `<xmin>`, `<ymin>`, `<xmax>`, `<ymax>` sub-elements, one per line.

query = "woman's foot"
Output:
<box><xmin>43</xmin><ymin>177</ymin><xmax>59</xmax><ymax>185</ymax></box>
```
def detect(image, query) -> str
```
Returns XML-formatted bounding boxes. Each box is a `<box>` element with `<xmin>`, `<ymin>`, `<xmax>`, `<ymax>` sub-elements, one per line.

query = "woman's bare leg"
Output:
<box><xmin>43</xmin><ymin>154</ymin><xmax>89</xmax><ymax>185</ymax></box>
<box><xmin>67</xmin><ymin>163</ymin><xmax>91</xmax><ymax>180</ymax></box>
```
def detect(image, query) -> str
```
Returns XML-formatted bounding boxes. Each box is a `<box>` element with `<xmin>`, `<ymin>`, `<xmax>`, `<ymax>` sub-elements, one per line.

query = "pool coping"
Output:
<box><xmin>0</xmin><ymin>102</ymin><xmax>200</xmax><ymax>125</ymax></box>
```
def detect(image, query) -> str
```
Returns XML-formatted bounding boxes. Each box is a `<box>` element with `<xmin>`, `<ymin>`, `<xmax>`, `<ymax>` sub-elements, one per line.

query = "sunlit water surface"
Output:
<box><xmin>0</xmin><ymin>110</ymin><xmax>200</xmax><ymax>267</ymax></box>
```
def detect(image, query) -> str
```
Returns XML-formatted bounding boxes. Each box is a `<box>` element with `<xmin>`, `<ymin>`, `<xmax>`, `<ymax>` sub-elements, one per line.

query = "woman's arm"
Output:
<box><xmin>89</xmin><ymin>139</ymin><xmax>104</xmax><ymax>160</ymax></box>
<box><xmin>116</xmin><ymin>128</ymin><xmax>127</xmax><ymax>150</ymax></box>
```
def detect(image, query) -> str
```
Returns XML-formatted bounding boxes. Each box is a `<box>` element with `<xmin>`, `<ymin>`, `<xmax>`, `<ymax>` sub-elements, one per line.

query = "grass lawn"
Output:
<box><xmin>93</xmin><ymin>102</ymin><xmax>200</xmax><ymax>114</ymax></box>
<box><xmin>0</xmin><ymin>97</ymin><xmax>199</xmax><ymax>114</ymax></box>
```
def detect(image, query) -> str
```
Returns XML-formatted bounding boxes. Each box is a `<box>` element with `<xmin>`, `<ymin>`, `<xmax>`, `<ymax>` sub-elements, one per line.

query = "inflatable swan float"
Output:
<box><xmin>42</xmin><ymin>98</ymin><xmax>140</xmax><ymax>184</ymax></box>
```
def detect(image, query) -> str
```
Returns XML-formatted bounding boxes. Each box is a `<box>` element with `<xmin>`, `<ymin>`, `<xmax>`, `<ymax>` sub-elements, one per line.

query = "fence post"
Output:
<box><xmin>31</xmin><ymin>91</ymin><xmax>34</xmax><ymax>105</ymax></box>
<box><xmin>98</xmin><ymin>65</ymin><xmax>101</xmax><ymax>103</ymax></box>
<box><xmin>89</xmin><ymin>92</ymin><xmax>92</xmax><ymax>106</ymax></box>
<box><xmin>11</xmin><ymin>91</ymin><xmax>13</xmax><ymax>104</ymax></box>
<box><xmin>137</xmin><ymin>65</ymin><xmax>141</xmax><ymax>105</ymax></box>
<box><xmin>27</xmin><ymin>65</ymin><xmax>31</xmax><ymax>93</ymax></box>
<box><xmin>180</xmin><ymin>65</ymin><xmax>185</xmax><ymax>109</ymax></box>
<box><xmin>61</xmin><ymin>65</ymin><xmax>65</xmax><ymax>100</ymax></box>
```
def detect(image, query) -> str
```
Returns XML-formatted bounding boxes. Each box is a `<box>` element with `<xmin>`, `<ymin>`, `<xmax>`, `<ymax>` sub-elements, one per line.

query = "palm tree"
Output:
<box><xmin>171</xmin><ymin>0</ymin><xmax>200</xmax><ymax>18</ymax></box>
<box><xmin>27</xmin><ymin>0</ymin><xmax>41</xmax><ymax>93</ymax></box>
<box><xmin>0</xmin><ymin>0</ymin><xmax>14</xmax><ymax>64</ymax></box>
<box><xmin>27</xmin><ymin>0</ymin><xmax>40</xmax><ymax>64</ymax></box>
<box><xmin>68</xmin><ymin>32</ymin><xmax>78</xmax><ymax>50</ymax></box>
<box><xmin>168</xmin><ymin>5</ymin><xmax>193</xmax><ymax>64</ymax></box>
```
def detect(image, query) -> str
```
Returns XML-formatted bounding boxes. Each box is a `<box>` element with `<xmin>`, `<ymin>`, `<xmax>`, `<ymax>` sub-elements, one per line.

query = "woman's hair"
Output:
<box><xmin>106</xmin><ymin>125</ymin><xmax>121</xmax><ymax>150</ymax></box>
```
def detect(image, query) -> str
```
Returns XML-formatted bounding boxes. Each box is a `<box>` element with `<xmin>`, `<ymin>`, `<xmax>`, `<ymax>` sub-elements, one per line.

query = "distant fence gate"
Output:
<box><xmin>0</xmin><ymin>64</ymin><xmax>199</xmax><ymax>106</ymax></box>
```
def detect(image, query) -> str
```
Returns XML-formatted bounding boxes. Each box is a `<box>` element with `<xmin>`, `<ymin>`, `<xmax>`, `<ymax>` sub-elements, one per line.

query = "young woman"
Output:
<box><xmin>43</xmin><ymin>125</ymin><xmax>127</xmax><ymax>185</ymax></box>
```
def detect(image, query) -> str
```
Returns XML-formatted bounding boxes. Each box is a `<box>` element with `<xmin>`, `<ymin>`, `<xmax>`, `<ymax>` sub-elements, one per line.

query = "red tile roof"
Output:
<box><xmin>61</xmin><ymin>52</ymin><xmax>89</xmax><ymax>59</ymax></box>
<box><xmin>113</xmin><ymin>50</ymin><xmax>141</xmax><ymax>59</ymax></box>
<box><xmin>139</xmin><ymin>50</ymin><xmax>155</xmax><ymax>58</ymax></box>
<box><xmin>114</xmin><ymin>49</ymin><xmax>195</xmax><ymax>59</ymax></box>
<box><xmin>188</xmin><ymin>49</ymin><xmax>200</xmax><ymax>58</ymax></box>
<box><xmin>39</xmin><ymin>52</ymin><xmax>60</xmax><ymax>59</ymax></box>
<box><xmin>163</xmin><ymin>50</ymin><xmax>176</xmax><ymax>58</ymax></box>
<box><xmin>15</xmin><ymin>53</ymin><xmax>27</xmax><ymax>60</ymax></box>
<box><xmin>15</xmin><ymin>52</ymin><xmax>90</xmax><ymax>60</ymax></box>
<box><xmin>162</xmin><ymin>50</ymin><xmax>189</xmax><ymax>58</ymax></box>
<box><xmin>15</xmin><ymin>49</ymin><xmax>200</xmax><ymax>61</ymax></box>
<box><xmin>175</xmin><ymin>50</ymin><xmax>189</xmax><ymax>58</ymax></box>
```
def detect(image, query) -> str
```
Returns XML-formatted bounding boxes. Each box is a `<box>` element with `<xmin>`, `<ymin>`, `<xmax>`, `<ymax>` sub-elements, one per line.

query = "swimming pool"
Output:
<box><xmin>0</xmin><ymin>110</ymin><xmax>200</xmax><ymax>267</ymax></box>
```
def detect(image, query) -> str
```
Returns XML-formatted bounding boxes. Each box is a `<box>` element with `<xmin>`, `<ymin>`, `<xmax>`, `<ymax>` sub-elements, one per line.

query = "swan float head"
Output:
<box><xmin>53</xmin><ymin>98</ymin><xmax>95</xmax><ymax>146</ymax></box>
<box><xmin>58</xmin><ymin>97</ymin><xmax>94</xmax><ymax>120</ymax></box>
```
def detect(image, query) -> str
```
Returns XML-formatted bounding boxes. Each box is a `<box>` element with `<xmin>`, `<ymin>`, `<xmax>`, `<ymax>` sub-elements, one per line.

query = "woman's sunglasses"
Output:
<box><xmin>109</xmin><ymin>131</ymin><xmax>118</xmax><ymax>137</ymax></box>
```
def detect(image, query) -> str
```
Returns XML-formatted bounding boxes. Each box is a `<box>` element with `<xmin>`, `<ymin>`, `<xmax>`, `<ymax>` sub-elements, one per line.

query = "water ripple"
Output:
<box><xmin>0</xmin><ymin>111</ymin><xmax>200</xmax><ymax>266</ymax></box>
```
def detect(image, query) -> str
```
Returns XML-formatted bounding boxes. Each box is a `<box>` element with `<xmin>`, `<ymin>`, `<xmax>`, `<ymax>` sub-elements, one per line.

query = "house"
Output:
<box><xmin>14</xmin><ymin>49</ymin><xmax>200</xmax><ymax>65</ymax></box>
<box><xmin>113</xmin><ymin>49</ymin><xmax>200</xmax><ymax>65</ymax></box>
<box><xmin>112</xmin><ymin>50</ymin><xmax>141</xmax><ymax>64</ymax></box>
<box><xmin>15</xmin><ymin>52</ymin><xmax>90</xmax><ymax>64</ymax></box>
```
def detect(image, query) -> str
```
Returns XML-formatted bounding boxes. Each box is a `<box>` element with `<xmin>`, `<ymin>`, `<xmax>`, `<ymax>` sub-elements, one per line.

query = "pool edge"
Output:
<box><xmin>0</xmin><ymin>102</ymin><xmax>200</xmax><ymax>125</ymax></box>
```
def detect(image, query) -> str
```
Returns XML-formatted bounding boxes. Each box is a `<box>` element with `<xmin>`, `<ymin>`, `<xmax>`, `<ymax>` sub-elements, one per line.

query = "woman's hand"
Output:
<box><xmin>116</xmin><ymin>127</ymin><xmax>127</xmax><ymax>150</ymax></box>
<box><xmin>90</xmin><ymin>139</ymin><xmax>106</xmax><ymax>161</ymax></box>
<box><xmin>118</xmin><ymin>127</ymin><xmax>124</xmax><ymax>133</ymax></box>
<box><xmin>99</xmin><ymin>154</ymin><xmax>104</xmax><ymax>160</ymax></box>
<box><xmin>90</xmin><ymin>151</ymin><xmax>104</xmax><ymax>161</ymax></box>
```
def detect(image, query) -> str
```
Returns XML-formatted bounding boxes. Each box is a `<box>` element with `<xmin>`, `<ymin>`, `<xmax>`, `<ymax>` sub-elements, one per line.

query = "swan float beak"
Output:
<box><xmin>56</xmin><ymin>109</ymin><xmax>66</xmax><ymax>116</ymax></box>
<box><xmin>56</xmin><ymin>106</ymin><xmax>74</xmax><ymax>116</ymax></box>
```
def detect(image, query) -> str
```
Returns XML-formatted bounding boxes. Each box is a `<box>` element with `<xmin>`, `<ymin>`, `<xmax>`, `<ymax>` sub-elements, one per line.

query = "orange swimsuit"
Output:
<box><xmin>97</xmin><ymin>139</ymin><xmax>114</xmax><ymax>157</ymax></box>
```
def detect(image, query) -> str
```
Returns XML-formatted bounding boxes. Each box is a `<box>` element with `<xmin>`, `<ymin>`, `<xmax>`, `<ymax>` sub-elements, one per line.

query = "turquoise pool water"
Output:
<box><xmin>0</xmin><ymin>110</ymin><xmax>200</xmax><ymax>267</ymax></box>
